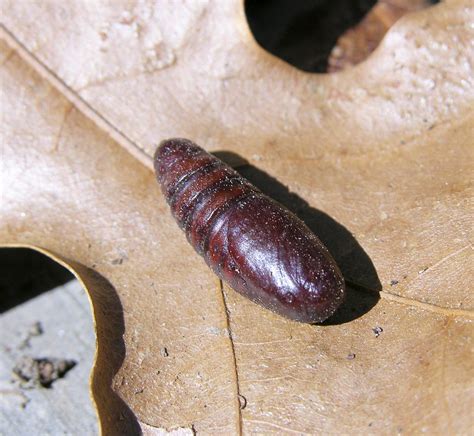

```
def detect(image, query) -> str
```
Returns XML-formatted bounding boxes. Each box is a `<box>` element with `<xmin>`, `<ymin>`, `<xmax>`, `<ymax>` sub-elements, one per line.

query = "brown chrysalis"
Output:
<box><xmin>154</xmin><ymin>139</ymin><xmax>345</xmax><ymax>323</ymax></box>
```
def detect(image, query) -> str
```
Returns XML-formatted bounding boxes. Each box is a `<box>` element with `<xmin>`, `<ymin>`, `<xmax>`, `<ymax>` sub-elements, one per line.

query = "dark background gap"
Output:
<box><xmin>0</xmin><ymin>248</ymin><xmax>74</xmax><ymax>313</ymax></box>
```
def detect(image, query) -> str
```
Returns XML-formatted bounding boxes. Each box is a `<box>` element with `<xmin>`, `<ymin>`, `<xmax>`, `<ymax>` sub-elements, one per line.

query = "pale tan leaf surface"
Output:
<box><xmin>1</xmin><ymin>0</ymin><xmax>473</xmax><ymax>434</ymax></box>
<box><xmin>225</xmin><ymin>284</ymin><xmax>473</xmax><ymax>434</ymax></box>
<box><xmin>1</xmin><ymin>0</ymin><xmax>472</xmax><ymax>149</ymax></box>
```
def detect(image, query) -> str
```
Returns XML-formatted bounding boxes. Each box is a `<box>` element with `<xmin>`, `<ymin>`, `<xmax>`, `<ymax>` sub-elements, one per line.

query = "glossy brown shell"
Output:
<box><xmin>154</xmin><ymin>138</ymin><xmax>345</xmax><ymax>323</ymax></box>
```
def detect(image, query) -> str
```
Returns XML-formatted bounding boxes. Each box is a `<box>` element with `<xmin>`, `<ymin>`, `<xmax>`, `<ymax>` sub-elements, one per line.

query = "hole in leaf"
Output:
<box><xmin>245</xmin><ymin>0</ymin><xmax>439</xmax><ymax>73</ymax></box>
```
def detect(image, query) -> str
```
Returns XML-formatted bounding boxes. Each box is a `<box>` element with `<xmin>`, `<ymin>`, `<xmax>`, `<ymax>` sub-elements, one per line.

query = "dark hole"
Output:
<box><xmin>245</xmin><ymin>0</ymin><xmax>440</xmax><ymax>73</ymax></box>
<box><xmin>0</xmin><ymin>248</ymin><xmax>74</xmax><ymax>313</ymax></box>
<box><xmin>245</xmin><ymin>0</ymin><xmax>378</xmax><ymax>72</ymax></box>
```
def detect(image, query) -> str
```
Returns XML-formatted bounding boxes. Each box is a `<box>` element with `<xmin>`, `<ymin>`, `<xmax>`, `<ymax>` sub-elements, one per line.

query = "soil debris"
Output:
<box><xmin>19</xmin><ymin>321</ymin><xmax>43</xmax><ymax>349</ymax></box>
<box><xmin>12</xmin><ymin>356</ymin><xmax>76</xmax><ymax>388</ymax></box>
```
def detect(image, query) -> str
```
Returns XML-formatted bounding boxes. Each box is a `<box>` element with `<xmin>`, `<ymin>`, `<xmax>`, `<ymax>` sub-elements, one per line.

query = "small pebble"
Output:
<box><xmin>372</xmin><ymin>326</ymin><xmax>383</xmax><ymax>337</ymax></box>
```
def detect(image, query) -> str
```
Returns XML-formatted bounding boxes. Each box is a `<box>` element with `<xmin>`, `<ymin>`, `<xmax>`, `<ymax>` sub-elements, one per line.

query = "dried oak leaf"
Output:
<box><xmin>1</xmin><ymin>0</ymin><xmax>473</xmax><ymax>434</ymax></box>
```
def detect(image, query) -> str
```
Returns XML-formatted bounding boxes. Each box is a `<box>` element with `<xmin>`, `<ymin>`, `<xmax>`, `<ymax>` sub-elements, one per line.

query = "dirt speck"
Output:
<box><xmin>372</xmin><ymin>326</ymin><xmax>383</xmax><ymax>338</ymax></box>
<box><xmin>390</xmin><ymin>280</ymin><xmax>399</xmax><ymax>286</ymax></box>
<box><xmin>0</xmin><ymin>386</ymin><xmax>30</xmax><ymax>409</ymax></box>
<box><xmin>12</xmin><ymin>356</ymin><xmax>76</xmax><ymax>388</ymax></box>
<box><xmin>19</xmin><ymin>321</ymin><xmax>43</xmax><ymax>349</ymax></box>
